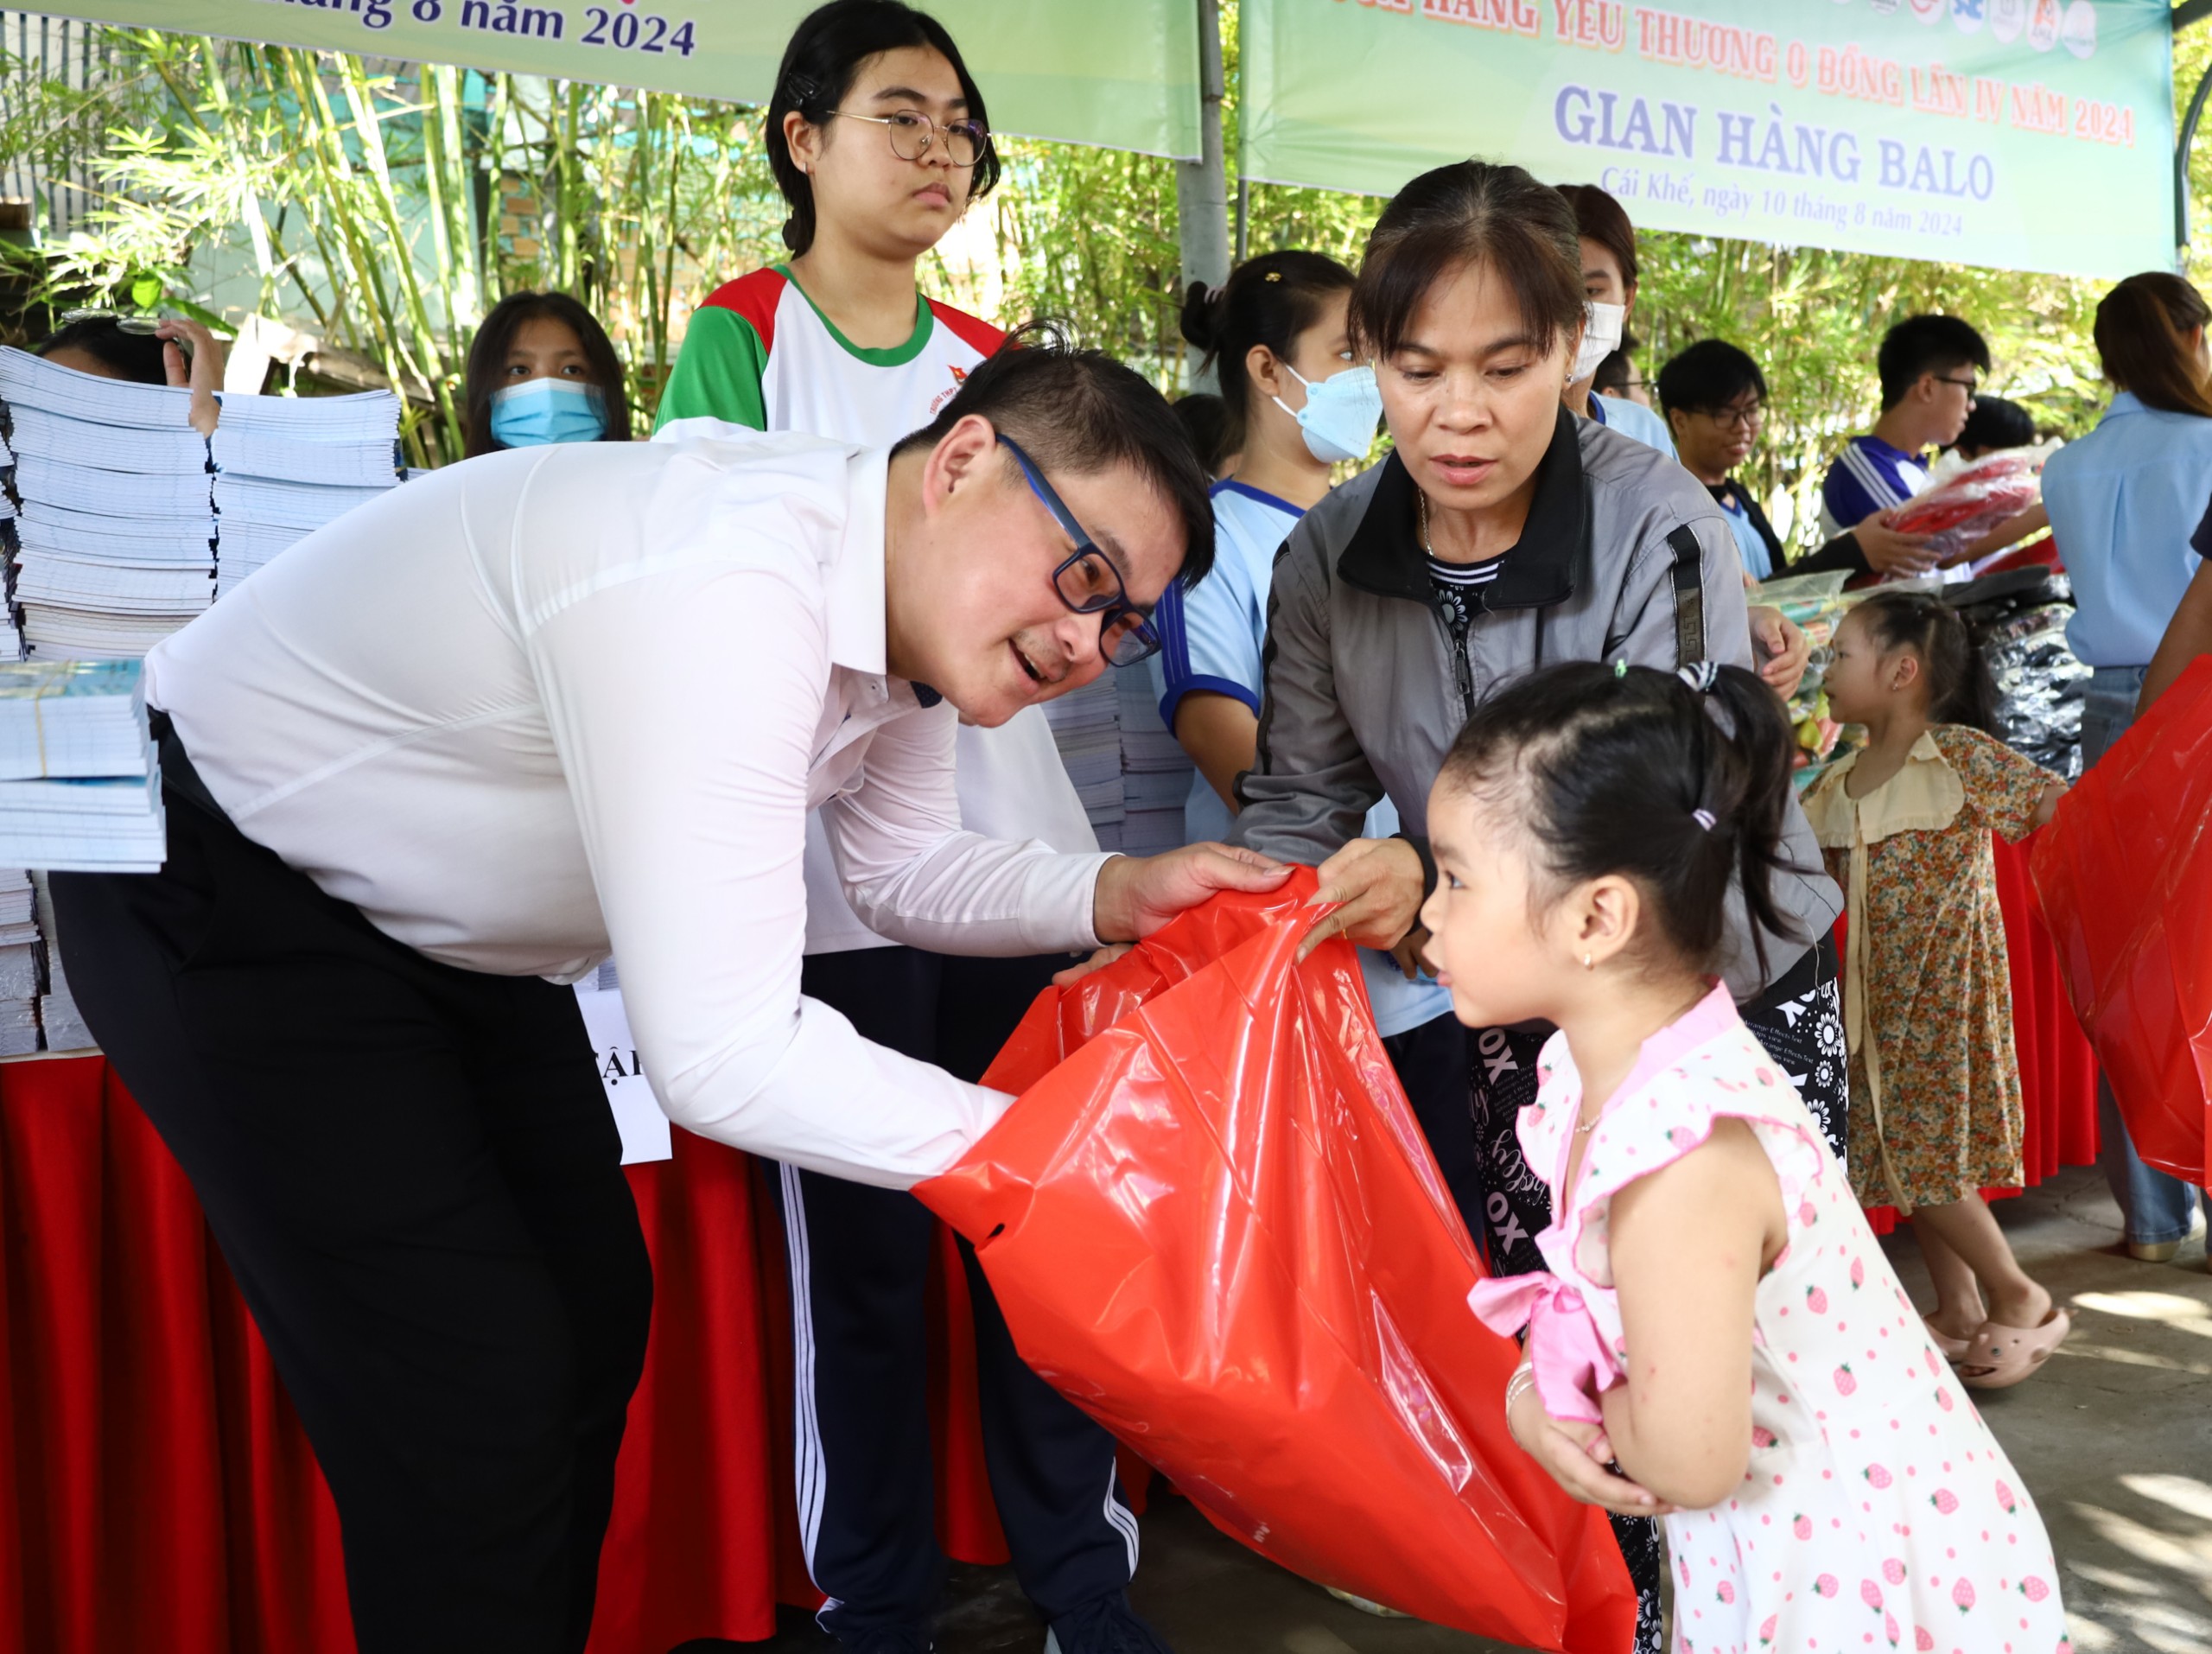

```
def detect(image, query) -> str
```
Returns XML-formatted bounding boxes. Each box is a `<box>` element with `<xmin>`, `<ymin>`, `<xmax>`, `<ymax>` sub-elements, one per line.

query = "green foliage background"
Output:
<box><xmin>3</xmin><ymin>5</ymin><xmax>2205</xmax><ymax>543</ymax></box>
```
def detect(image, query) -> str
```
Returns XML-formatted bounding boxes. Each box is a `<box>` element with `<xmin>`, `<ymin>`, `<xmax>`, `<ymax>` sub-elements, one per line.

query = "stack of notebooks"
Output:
<box><xmin>1041</xmin><ymin>677</ymin><xmax>1125</xmax><ymax>852</ymax></box>
<box><xmin>0</xmin><ymin>658</ymin><xmax>164</xmax><ymax>874</ymax></box>
<box><xmin>1116</xmin><ymin>666</ymin><xmax>1196</xmax><ymax>856</ymax></box>
<box><xmin>211</xmin><ymin>390</ymin><xmax>401</xmax><ymax>595</ymax></box>
<box><xmin>0</xmin><ymin>347</ymin><xmax>215</xmax><ymax>659</ymax></box>
<box><xmin>33</xmin><ymin>870</ymin><xmax>92</xmax><ymax>1051</ymax></box>
<box><xmin>0</xmin><ymin>868</ymin><xmax>41</xmax><ymax>1055</ymax></box>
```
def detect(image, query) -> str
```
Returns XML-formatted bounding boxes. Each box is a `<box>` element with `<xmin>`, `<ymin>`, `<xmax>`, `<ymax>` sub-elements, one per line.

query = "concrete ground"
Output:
<box><xmin>711</xmin><ymin>1166</ymin><xmax>2210</xmax><ymax>1654</ymax></box>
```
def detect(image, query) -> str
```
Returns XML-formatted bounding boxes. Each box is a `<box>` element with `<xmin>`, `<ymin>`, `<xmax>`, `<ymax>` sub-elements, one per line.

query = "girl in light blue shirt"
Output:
<box><xmin>2039</xmin><ymin>270</ymin><xmax>2212</xmax><ymax>1256</ymax></box>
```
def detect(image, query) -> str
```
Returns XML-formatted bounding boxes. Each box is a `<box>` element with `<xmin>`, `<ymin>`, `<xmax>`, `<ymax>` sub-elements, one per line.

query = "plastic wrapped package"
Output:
<box><xmin>914</xmin><ymin>872</ymin><xmax>1637</xmax><ymax>1651</ymax></box>
<box><xmin>2031</xmin><ymin>658</ymin><xmax>2212</xmax><ymax>1183</ymax></box>
<box><xmin>1888</xmin><ymin>449</ymin><xmax>2043</xmax><ymax>562</ymax></box>
<box><xmin>1949</xmin><ymin>569</ymin><xmax>2090</xmax><ymax>781</ymax></box>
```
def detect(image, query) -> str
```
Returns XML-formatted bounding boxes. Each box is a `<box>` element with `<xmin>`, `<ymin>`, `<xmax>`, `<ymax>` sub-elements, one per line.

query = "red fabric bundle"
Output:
<box><xmin>912</xmin><ymin>873</ymin><xmax>1636</xmax><ymax>1652</ymax></box>
<box><xmin>2031</xmin><ymin>657</ymin><xmax>2212</xmax><ymax>1182</ymax></box>
<box><xmin>1888</xmin><ymin>452</ymin><xmax>2041</xmax><ymax>550</ymax></box>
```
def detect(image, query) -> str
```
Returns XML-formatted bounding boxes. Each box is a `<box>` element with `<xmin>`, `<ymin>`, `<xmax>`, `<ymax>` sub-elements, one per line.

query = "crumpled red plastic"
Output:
<box><xmin>2031</xmin><ymin>656</ymin><xmax>2212</xmax><ymax>1183</ymax></box>
<box><xmin>912</xmin><ymin>871</ymin><xmax>1637</xmax><ymax>1652</ymax></box>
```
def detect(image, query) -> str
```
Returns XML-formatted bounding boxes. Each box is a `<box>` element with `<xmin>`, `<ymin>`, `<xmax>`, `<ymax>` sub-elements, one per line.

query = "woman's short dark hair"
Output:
<box><xmin>1657</xmin><ymin>339</ymin><xmax>1768</xmax><ymax>418</ymax></box>
<box><xmin>891</xmin><ymin>323</ymin><xmax>1216</xmax><ymax>588</ymax></box>
<box><xmin>35</xmin><ymin>315</ymin><xmax>168</xmax><ymax>384</ymax></box>
<box><xmin>768</xmin><ymin>0</ymin><xmax>1001</xmax><ymax>257</ymax></box>
<box><xmin>2092</xmin><ymin>271</ymin><xmax>2212</xmax><ymax>420</ymax></box>
<box><xmin>1850</xmin><ymin>590</ymin><xmax>1999</xmax><ymax>736</ymax></box>
<box><xmin>1438</xmin><ymin>660</ymin><xmax>1804</xmax><ymax>979</ymax></box>
<box><xmin>461</xmin><ymin>290</ymin><xmax>632</xmax><ymax>460</ymax></box>
<box><xmin>1555</xmin><ymin>181</ymin><xmax>1639</xmax><ymax>292</ymax></box>
<box><xmin>1951</xmin><ymin>394</ymin><xmax>2036</xmax><ymax>455</ymax></box>
<box><xmin>1179</xmin><ymin>249</ymin><xmax>1356</xmax><ymax>457</ymax></box>
<box><xmin>1350</xmin><ymin>160</ymin><xmax>1586</xmax><ymax>364</ymax></box>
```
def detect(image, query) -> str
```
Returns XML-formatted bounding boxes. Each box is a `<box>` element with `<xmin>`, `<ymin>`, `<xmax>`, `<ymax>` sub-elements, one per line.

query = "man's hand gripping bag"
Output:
<box><xmin>912</xmin><ymin>873</ymin><xmax>1635</xmax><ymax>1652</ymax></box>
<box><xmin>2032</xmin><ymin>656</ymin><xmax>2212</xmax><ymax>1183</ymax></box>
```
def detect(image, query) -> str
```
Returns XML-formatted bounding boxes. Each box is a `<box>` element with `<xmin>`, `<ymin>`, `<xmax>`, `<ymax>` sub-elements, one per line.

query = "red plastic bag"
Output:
<box><xmin>2031</xmin><ymin>657</ymin><xmax>2212</xmax><ymax>1182</ymax></box>
<box><xmin>913</xmin><ymin>872</ymin><xmax>1636</xmax><ymax>1652</ymax></box>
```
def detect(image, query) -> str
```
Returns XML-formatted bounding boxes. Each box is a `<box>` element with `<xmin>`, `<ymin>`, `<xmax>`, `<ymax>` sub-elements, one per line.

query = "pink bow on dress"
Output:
<box><xmin>1467</xmin><ymin>1272</ymin><xmax>1624</xmax><ymax>1426</ymax></box>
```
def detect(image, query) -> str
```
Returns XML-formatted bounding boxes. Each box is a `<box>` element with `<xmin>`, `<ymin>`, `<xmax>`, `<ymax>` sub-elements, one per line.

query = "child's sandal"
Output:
<box><xmin>1922</xmin><ymin>1316</ymin><xmax>1973</xmax><ymax>1363</ymax></box>
<box><xmin>1956</xmin><ymin>1307</ymin><xmax>2071</xmax><ymax>1390</ymax></box>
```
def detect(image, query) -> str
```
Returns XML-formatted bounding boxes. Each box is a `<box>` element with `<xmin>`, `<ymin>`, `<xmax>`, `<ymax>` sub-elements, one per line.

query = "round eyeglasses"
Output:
<box><xmin>826</xmin><ymin>109</ymin><xmax>990</xmax><ymax>169</ymax></box>
<box><xmin>1698</xmin><ymin>402</ymin><xmax>1764</xmax><ymax>433</ymax></box>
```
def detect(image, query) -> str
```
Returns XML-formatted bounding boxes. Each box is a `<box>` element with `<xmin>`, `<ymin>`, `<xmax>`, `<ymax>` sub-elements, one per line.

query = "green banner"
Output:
<box><xmin>25</xmin><ymin>0</ymin><xmax>1202</xmax><ymax>158</ymax></box>
<box><xmin>1243</xmin><ymin>0</ymin><xmax>2174</xmax><ymax>277</ymax></box>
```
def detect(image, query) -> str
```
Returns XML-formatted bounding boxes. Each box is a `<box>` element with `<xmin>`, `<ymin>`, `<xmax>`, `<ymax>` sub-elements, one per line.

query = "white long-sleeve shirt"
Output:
<box><xmin>146</xmin><ymin>432</ymin><xmax>1112</xmax><ymax>1186</ymax></box>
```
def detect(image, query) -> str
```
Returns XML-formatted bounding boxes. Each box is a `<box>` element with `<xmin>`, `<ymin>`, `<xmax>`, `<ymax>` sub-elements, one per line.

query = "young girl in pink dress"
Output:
<box><xmin>1424</xmin><ymin>660</ymin><xmax>2069</xmax><ymax>1654</ymax></box>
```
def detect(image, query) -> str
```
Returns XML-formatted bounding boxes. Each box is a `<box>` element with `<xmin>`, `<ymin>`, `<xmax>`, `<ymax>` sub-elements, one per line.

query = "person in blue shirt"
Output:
<box><xmin>1554</xmin><ymin>183</ymin><xmax>1676</xmax><ymax>458</ymax></box>
<box><xmin>2042</xmin><ymin>270</ymin><xmax>2212</xmax><ymax>1260</ymax></box>
<box><xmin>1817</xmin><ymin>315</ymin><xmax>1986</xmax><ymax>549</ymax></box>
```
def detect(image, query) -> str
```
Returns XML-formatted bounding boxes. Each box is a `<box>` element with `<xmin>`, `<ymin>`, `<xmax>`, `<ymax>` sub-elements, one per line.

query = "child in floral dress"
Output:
<box><xmin>1424</xmin><ymin>660</ymin><xmax>2069</xmax><ymax>1654</ymax></box>
<box><xmin>1805</xmin><ymin>591</ymin><xmax>2069</xmax><ymax>1389</ymax></box>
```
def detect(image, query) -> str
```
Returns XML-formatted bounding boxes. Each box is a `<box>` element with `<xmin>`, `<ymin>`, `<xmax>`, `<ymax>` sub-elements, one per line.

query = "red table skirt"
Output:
<box><xmin>1859</xmin><ymin>833</ymin><xmax>2100</xmax><ymax>1234</ymax></box>
<box><xmin>0</xmin><ymin>1055</ymin><xmax>1065</xmax><ymax>1654</ymax></box>
<box><xmin>1</xmin><ymin>835</ymin><xmax>2092</xmax><ymax>1653</ymax></box>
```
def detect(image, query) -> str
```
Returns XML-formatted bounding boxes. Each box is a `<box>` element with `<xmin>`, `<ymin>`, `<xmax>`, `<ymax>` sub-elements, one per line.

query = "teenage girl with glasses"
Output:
<box><xmin>652</xmin><ymin>5</ymin><xmax>1172</xmax><ymax>1651</ymax></box>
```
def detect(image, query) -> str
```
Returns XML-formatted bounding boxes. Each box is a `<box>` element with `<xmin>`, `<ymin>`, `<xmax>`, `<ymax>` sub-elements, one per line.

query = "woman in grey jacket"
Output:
<box><xmin>1227</xmin><ymin>162</ymin><xmax>1846</xmax><ymax>1654</ymax></box>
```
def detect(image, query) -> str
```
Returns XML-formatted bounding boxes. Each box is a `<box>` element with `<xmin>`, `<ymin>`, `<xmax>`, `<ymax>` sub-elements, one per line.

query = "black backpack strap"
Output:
<box><xmin>1665</xmin><ymin>524</ymin><xmax>1706</xmax><ymax>669</ymax></box>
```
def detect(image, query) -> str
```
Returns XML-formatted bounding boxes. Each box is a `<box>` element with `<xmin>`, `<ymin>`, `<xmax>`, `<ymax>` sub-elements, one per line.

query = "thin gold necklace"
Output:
<box><xmin>1416</xmin><ymin>487</ymin><xmax>1432</xmax><ymax>555</ymax></box>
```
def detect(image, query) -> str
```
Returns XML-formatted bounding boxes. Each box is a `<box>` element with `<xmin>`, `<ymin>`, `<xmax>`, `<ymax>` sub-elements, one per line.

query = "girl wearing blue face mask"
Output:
<box><xmin>461</xmin><ymin>290</ymin><xmax>632</xmax><ymax>457</ymax></box>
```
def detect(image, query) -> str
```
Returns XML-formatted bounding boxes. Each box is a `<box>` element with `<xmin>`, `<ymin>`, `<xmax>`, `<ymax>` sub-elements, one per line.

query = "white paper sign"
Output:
<box><xmin>575</xmin><ymin>978</ymin><xmax>672</xmax><ymax>1165</ymax></box>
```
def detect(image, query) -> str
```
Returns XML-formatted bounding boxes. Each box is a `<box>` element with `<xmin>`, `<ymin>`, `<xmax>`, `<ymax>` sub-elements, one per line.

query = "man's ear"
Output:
<box><xmin>918</xmin><ymin>412</ymin><xmax>1001</xmax><ymax>517</ymax></box>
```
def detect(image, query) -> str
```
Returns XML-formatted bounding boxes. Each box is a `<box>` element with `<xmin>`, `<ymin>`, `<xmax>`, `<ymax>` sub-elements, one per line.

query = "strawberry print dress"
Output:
<box><xmin>1516</xmin><ymin>983</ymin><xmax>2070</xmax><ymax>1654</ymax></box>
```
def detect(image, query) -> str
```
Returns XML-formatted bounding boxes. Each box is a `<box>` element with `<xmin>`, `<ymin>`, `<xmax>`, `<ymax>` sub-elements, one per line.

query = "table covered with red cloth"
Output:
<box><xmin>0</xmin><ymin>1053</ymin><xmax>1053</xmax><ymax>1654</ymax></box>
<box><xmin>1860</xmin><ymin>833</ymin><xmax>2099</xmax><ymax>1235</ymax></box>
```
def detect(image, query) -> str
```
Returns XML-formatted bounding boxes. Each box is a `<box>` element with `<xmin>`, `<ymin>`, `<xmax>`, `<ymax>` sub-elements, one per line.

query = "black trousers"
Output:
<box><xmin>772</xmin><ymin>945</ymin><xmax>1136</xmax><ymax>1645</ymax></box>
<box><xmin>52</xmin><ymin>756</ymin><xmax>652</xmax><ymax>1654</ymax></box>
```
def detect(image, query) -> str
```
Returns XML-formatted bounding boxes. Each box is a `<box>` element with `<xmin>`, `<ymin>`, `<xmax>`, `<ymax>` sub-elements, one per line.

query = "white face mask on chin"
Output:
<box><xmin>1572</xmin><ymin>300</ymin><xmax>1625</xmax><ymax>385</ymax></box>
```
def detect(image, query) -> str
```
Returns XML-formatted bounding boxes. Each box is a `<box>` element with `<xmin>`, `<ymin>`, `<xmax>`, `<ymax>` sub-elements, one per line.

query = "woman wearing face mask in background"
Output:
<box><xmin>461</xmin><ymin>290</ymin><xmax>632</xmax><ymax>457</ymax></box>
<box><xmin>1554</xmin><ymin>182</ymin><xmax>1675</xmax><ymax>459</ymax></box>
<box><xmin>1556</xmin><ymin>181</ymin><xmax>1808</xmax><ymax>690</ymax></box>
<box><xmin>1154</xmin><ymin>249</ymin><xmax>1454</xmax><ymax>1196</ymax></box>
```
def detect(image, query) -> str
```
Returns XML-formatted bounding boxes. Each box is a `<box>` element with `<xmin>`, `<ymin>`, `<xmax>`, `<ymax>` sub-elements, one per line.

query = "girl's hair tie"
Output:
<box><xmin>1611</xmin><ymin>658</ymin><xmax>1629</xmax><ymax>678</ymax></box>
<box><xmin>1676</xmin><ymin>660</ymin><xmax>1721</xmax><ymax>693</ymax></box>
<box><xmin>1692</xmin><ymin>808</ymin><xmax>1718</xmax><ymax>832</ymax></box>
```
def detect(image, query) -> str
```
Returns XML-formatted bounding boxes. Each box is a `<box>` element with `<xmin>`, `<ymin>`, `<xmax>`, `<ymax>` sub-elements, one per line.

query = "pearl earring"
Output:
<box><xmin>1583</xmin><ymin>951</ymin><xmax>1593</xmax><ymax>971</ymax></box>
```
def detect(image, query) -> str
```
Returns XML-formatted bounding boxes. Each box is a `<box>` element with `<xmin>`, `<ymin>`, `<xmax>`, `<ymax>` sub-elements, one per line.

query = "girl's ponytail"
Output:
<box><xmin>1692</xmin><ymin>663</ymin><xmax>1802</xmax><ymax>985</ymax></box>
<box><xmin>1851</xmin><ymin>590</ymin><xmax>1999</xmax><ymax>736</ymax></box>
<box><xmin>1438</xmin><ymin>660</ymin><xmax>1807</xmax><ymax>980</ymax></box>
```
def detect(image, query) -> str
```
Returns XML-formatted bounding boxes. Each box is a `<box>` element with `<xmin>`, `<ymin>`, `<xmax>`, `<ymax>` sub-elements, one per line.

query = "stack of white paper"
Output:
<box><xmin>0</xmin><ymin>867</ymin><xmax>39</xmax><ymax>1053</ymax></box>
<box><xmin>0</xmin><ymin>346</ymin><xmax>215</xmax><ymax>659</ymax></box>
<box><xmin>212</xmin><ymin>390</ymin><xmax>401</xmax><ymax>595</ymax></box>
<box><xmin>1042</xmin><ymin>674</ymin><xmax>1124</xmax><ymax>852</ymax></box>
<box><xmin>1116</xmin><ymin>665</ymin><xmax>1196</xmax><ymax>856</ymax></box>
<box><xmin>0</xmin><ymin>658</ymin><xmax>164</xmax><ymax>873</ymax></box>
<box><xmin>32</xmin><ymin>870</ymin><xmax>92</xmax><ymax>1051</ymax></box>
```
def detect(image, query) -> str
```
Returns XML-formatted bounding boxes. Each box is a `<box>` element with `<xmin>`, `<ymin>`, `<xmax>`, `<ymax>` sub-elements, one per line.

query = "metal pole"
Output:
<box><xmin>2177</xmin><ymin>60</ymin><xmax>2212</xmax><ymax>266</ymax></box>
<box><xmin>1175</xmin><ymin>0</ymin><xmax>1229</xmax><ymax>388</ymax></box>
<box><xmin>1234</xmin><ymin>175</ymin><xmax>1251</xmax><ymax>265</ymax></box>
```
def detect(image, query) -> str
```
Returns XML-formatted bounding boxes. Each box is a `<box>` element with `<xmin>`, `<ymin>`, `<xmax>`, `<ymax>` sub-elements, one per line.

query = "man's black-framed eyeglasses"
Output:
<box><xmin>998</xmin><ymin>434</ymin><xmax>1163</xmax><ymax>668</ymax></box>
<box><xmin>1696</xmin><ymin>399</ymin><xmax>1765</xmax><ymax>433</ymax></box>
<box><xmin>1932</xmin><ymin>373</ymin><xmax>1981</xmax><ymax>403</ymax></box>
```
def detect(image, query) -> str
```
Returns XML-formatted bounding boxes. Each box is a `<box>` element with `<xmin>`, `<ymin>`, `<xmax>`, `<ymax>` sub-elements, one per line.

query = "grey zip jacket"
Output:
<box><xmin>1228</xmin><ymin>409</ymin><xmax>1843</xmax><ymax>1001</ymax></box>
